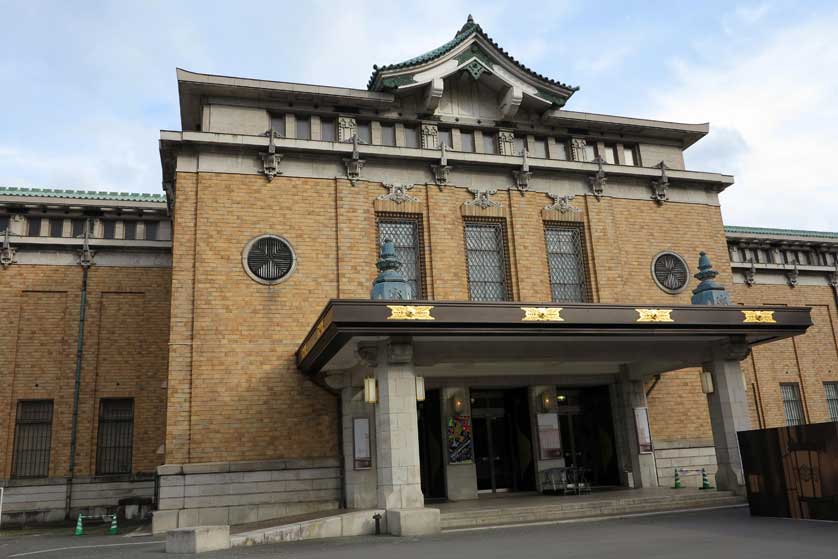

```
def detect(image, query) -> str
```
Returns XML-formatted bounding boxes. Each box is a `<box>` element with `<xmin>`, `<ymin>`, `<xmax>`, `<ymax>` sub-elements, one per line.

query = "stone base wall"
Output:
<box><xmin>654</xmin><ymin>439</ymin><xmax>718</xmax><ymax>488</ymax></box>
<box><xmin>152</xmin><ymin>458</ymin><xmax>341</xmax><ymax>534</ymax></box>
<box><xmin>1</xmin><ymin>476</ymin><xmax>154</xmax><ymax>527</ymax></box>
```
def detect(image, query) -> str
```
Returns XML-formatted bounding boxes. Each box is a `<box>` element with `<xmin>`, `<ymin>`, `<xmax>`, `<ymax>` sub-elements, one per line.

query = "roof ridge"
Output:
<box><xmin>0</xmin><ymin>186</ymin><xmax>167</xmax><ymax>202</ymax></box>
<box><xmin>725</xmin><ymin>225</ymin><xmax>838</xmax><ymax>239</ymax></box>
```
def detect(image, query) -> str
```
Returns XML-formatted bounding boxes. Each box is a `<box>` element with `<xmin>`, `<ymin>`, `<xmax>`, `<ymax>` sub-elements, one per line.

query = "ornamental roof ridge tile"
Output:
<box><xmin>725</xmin><ymin>225</ymin><xmax>838</xmax><ymax>240</ymax></box>
<box><xmin>367</xmin><ymin>15</ymin><xmax>578</xmax><ymax>93</ymax></box>
<box><xmin>0</xmin><ymin>186</ymin><xmax>166</xmax><ymax>202</ymax></box>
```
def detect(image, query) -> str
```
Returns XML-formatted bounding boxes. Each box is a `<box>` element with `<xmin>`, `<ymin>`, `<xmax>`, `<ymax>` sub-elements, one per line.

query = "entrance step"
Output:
<box><xmin>435</xmin><ymin>489</ymin><xmax>745</xmax><ymax>530</ymax></box>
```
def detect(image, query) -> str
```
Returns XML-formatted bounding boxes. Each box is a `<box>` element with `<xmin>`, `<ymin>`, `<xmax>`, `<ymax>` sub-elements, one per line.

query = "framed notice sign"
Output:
<box><xmin>634</xmin><ymin>407</ymin><xmax>653</xmax><ymax>454</ymax></box>
<box><xmin>353</xmin><ymin>417</ymin><xmax>371</xmax><ymax>469</ymax></box>
<box><xmin>537</xmin><ymin>413</ymin><xmax>562</xmax><ymax>459</ymax></box>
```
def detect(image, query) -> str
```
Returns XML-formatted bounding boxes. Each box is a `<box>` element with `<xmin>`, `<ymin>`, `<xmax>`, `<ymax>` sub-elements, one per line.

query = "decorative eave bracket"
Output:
<box><xmin>420</xmin><ymin>77</ymin><xmax>444</xmax><ymax>114</ymax></box>
<box><xmin>0</xmin><ymin>228</ymin><xmax>17</xmax><ymax>269</ymax></box>
<box><xmin>78</xmin><ymin>221</ymin><xmax>95</xmax><ymax>269</ymax></box>
<box><xmin>260</xmin><ymin>129</ymin><xmax>283</xmax><ymax>182</ymax></box>
<box><xmin>650</xmin><ymin>161</ymin><xmax>670</xmax><ymax>204</ymax></box>
<box><xmin>430</xmin><ymin>143</ymin><xmax>452</xmax><ymax>188</ymax></box>
<box><xmin>512</xmin><ymin>149</ymin><xmax>532</xmax><ymax>195</ymax></box>
<box><xmin>786</xmin><ymin>264</ymin><xmax>799</xmax><ymax>288</ymax></box>
<box><xmin>743</xmin><ymin>260</ymin><xmax>756</xmax><ymax>287</ymax></box>
<box><xmin>499</xmin><ymin>85</ymin><xmax>524</xmax><ymax>120</ymax></box>
<box><xmin>588</xmin><ymin>155</ymin><xmax>607</xmax><ymax>200</ymax></box>
<box><xmin>465</xmin><ymin>187</ymin><xmax>500</xmax><ymax>209</ymax></box>
<box><xmin>342</xmin><ymin>134</ymin><xmax>367</xmax><ymax>186</ymax></box>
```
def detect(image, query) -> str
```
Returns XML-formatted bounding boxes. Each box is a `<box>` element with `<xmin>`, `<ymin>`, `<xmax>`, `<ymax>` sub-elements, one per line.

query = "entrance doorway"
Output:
<box><xmin>556</xmin><ymin>385</ymin><xmax>620</xmax><ymax>487</ymax></box>
<box><xmin>417</xmin><ymin>388</ymin><xmax>446</xmax><ymax>500</ymax></box>
<box><xmin>471</xmin><ymin>389</ymin><xmax>535</xmax><ymax>493</ymax></box>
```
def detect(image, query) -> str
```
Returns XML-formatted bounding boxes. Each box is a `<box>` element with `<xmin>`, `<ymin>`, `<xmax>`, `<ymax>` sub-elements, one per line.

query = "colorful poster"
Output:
<box><xmin>447</xmin><ymin>415</ymin><xmax>473</xmax><ymax>464</ymax></box>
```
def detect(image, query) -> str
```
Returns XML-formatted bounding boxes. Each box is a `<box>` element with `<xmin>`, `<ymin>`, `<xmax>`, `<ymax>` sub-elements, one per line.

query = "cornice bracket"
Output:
<box><xmin>78</xmin><ymin>220</ymin><xmax>95</xmax><ymax>269</ymax></box>
<box><xmin>260</xmin><ymin>129</ymin><xmax>283</xmax><ymax>182</ymax></box>
<box><xmin>588</xmin><ymin>155</ymin><xmax>607</xmax><ymax>200</ymax></box>
<box><xmin>430</xmin><ymin>143</ymin><xmax>452</xmax><ymax>189</ymax></box>
<box><xmin>743</xmin><ymin>260</ymin><xmax>756</xmax><ymax>287</ymax></box>
<box><xmin>0</xmin><ymin>227</ymin><xmax>17</xmax><ymax>269</ymax></box>
<box><xmin>342</xmin><ymin>134</ymin><xmax>367</xmax><ymax>186</ymax></box>
<box><xmin>786</xmin><ymin>263</ymin><xmax>799</xmax><ymax>288</ymax></box>
<box><xmin>512</xmin><ymin>149</ymin><xmax>532</xmax><ymax>195</ymax></box>
<box><xmin>650</xmin><ymin>161</ymin><xmax>670</xmax><ymax>204</ymax></box>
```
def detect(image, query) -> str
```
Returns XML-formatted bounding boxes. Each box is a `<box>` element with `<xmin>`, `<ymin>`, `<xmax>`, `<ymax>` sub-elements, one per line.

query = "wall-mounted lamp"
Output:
<box><xmin>415</xmin><ymin>376</ymin><xmax>426</xmax><ymax>402</ymax></box>
<box><xmin>556</xmin><ymin>393</ymin><xmax>567</xmax><ymax>403</ymax></box>
<box><xmin>451</xmin><ymin>394</ymin><xmax>465</xmax><ymax>414</ymax></box>
<box><xmin>540</xmin><ymin>391</ymin><xmax>554</xmax><ymax>412</ymax></box>
<box><xmin>700</xmin><ymin>370</ymin><xmax>714</xmax><ymax>394</ymax></box>
<box><xmin>364</xmin><ymin>377</ymin><xmax>378</xmax><ymax>404</ymax></box>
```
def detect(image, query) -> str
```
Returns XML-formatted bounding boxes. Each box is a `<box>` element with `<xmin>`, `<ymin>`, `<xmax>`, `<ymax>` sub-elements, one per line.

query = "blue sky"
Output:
<box><xmin>1</xmin><ymin>0</ymin><xmax>836</xmax><ymax>229</ymax></box>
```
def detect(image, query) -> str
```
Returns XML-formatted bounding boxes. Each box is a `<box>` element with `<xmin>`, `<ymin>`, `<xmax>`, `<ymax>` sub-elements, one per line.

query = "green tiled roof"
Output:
<box><xmin>0</xmin><ymin>186</ymin><xmax>166</xmax><ymax>203</ymax></box>
<box><xmin>367</xmin><ymin>15</ymin><xmax>578</xmax><ymax>93</ymax></box>
<box><xmin>725</xmin><ymin>225</ymin><xmax>838</xmax><ymax>239</ymax></box>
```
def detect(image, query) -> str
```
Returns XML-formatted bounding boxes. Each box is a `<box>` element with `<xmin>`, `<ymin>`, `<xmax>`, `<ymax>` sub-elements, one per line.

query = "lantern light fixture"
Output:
<box><xmin>700</xmin><ymin>370</ymin><xmax>714</xmax><ymax>394</ymax></box>
<box><xmin>540</xmin><ymin>391</ymin><xmax>553</xmax><ymax>412</ymax></box>
<box><xmin>415</xmin><ymin>376</ymin><xmax>426</xmax><ymax>402</ymax></box>
<box><xmin>451</xmin><ymin>394</ymin><xmax>465</xmax><ymax>414</ymax></box>
<box><xmin>364</xmin><ymin>377</ymin><xmax>378</xmax><ymax>404</ymax></box>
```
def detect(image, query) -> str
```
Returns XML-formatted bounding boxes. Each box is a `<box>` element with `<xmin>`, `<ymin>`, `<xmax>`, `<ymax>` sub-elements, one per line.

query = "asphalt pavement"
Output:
<box><xmin>1</xmin><ymin>506</ymin><xmax>836</xmax><ymax>559</ymax></box>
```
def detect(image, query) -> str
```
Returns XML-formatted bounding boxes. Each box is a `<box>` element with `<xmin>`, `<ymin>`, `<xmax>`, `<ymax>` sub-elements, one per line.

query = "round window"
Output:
<box><xmin>242</xmin><ymin>234</ymin><xmax>296</xmax><ymax>285</ymax></box>
<box><xmin>651</xmin><ymin>251</ymin><xmax>690</xmax><ymax>294</ymax></box>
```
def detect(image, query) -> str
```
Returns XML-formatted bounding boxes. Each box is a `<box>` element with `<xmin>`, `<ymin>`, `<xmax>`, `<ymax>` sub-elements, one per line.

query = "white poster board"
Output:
<box><xmin>537</xmin><ymin>413</ymin><xmax>562</xmax><ymax>459</ymax></box>
<box><xmin>634</xmin><ymin>407</ymin><xmax>653</xmax><ymax>454</ymax></box>
<box><xmin>353</xmin><ymin>417</ymin><xmax>371</xmax><ymax>469</ymax></box>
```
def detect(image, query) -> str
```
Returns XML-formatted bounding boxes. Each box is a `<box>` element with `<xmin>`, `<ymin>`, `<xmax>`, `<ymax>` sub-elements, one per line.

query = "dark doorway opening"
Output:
<box><xmin>417</xmin><ymin>388</ymin><xmax>446</xmax><ymax>500</ymax></box>
<box><xmin>556</xmin><ymin>385</ymin><xmax>620</xmax><ymax>487</ymax></box>
<box><xmin>472</xmin><ymin>388</ymin><xmax>536</xmax><ymax>493</ymax></box>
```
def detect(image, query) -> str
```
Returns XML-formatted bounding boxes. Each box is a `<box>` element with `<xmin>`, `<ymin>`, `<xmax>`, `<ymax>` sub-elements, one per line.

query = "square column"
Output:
<box><xmin>706</xmin><ymin>359</ymin><xmax>751</xmax><ymax>494</ymax></box>
<box><xmin>614</xmin><ymin>372</ymin><xmax>658</xmax><ymax>488</ymax></box>
<box><xmin>341</xmin><ymin>380</ymin><xmax>377</xmax><ymax>509</ymax></box>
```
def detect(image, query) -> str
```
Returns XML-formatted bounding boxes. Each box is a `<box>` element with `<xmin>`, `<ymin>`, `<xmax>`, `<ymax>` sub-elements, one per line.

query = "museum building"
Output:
<box><xmin>2</xmin><ymin>17</ymin><xmax>838</xmax><ymax>532</ymax></box>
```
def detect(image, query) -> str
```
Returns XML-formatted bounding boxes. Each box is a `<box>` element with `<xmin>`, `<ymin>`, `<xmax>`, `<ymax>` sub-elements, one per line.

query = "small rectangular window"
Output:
<box><xmin>583</xmin><ymin>143</ymin><xmax>596</xmax><ymax>162</ymax></box>
<box><xmin>404</xmin><ymin>126</ymin><xmax>419</xmax><ymax>148</ymax></box>
<box><xmin>320</xmin><ymin>118</ymin><xmax>336</xmax><ymax>142</ymax></box>
<box><xmin>378</xmin><ymin>216</ymin><xmax>424</xmax><ymax>299</ymax></box>
<box><xmin>482</xmin><ymin>133</ymin><xmax>497</xmax><ymax>154</ymax></box>
<box><xmin>438</xmin><ymin>128</ymin><xmax>452</xmax><ymax>149</ymax></box>
<box><xmin>0</xmin><ymin>214</ymin><xmax>9</xmax><ymax>233</ymax></box>
<box><xmin>601</xmin><ymin>144</ymin><xmax>617</xmax><ymax>164</ymax></box>
<box><xmin>460</xmin><ymin>131</ymin><xmax>475</xmax><ymax>152</ymax></box>
<box><xmin>71</xmin><ymin>218</ymin><xmax>87</xmax><ymax>238</ymax></box>
<box><xmin>356</xmin><ymin>121</ymin><xmax>371</xmax><ymax>144</ymax></box>
<box><xmin>102</xmin><ymin>220</ymin><xmax>116</xmax><ymax>239</ymax></box>
<box><xmin>513</xmin><ymin>136</ymin><xmax>525</xmax><ymax>156</ymax></box>
<box><xmin>380</xmin><ymin>124</ymin><xmax>396</xmax><ymax>146</ymax></box>
<box><xmin>270</xmin><ymin>115</ymin><xmax>285</xmax><ymax>136</ymax></box>
<box><xmin>123</xmin><ymin>221</ymin><xmax>137</xmax><ymax>240</ymax></box>
<box><xmin>12</xmin><ymin>400</ymin><xmax>53</xmax><ymax>478</ymax></box>
<box><xmin>96</xmin><ymin>399</ymin><xmax>134</xmax><ymax>475</ymax></box>
<box><xmin>623</xmin><ymin>146</ymin><xmax>637</xmax><ymax>166</ymax></box>
<box><xmin>27</xmin><ymin>217</ymin><xmax>42</xmax><ymax>236</ymax></box>
<box><xmin>825</xmin><ymin>382</ymin><xmax>838</xmax><ymax>422</ymax></box>
<box><xmin>49</xmin><ymin>218</ymin><xmax>64</xmax><ymax>237</ymax></box>
<box><xmin>464</xmin><ymin>220</ymin><xmax>511</xmax><ymax>301</ymax></box>
<box><xmin>144</xmin><ymin>221</ymin><xmax>159</xmax><ymax>241</ymax></box>
<box><xmin>295</xmin><ymin>116</ymin><xmax>311</xmax><ymax>140</ymax></box>
<box><xmin>552</xmin><ymin>140</ymin><xmax>568</xmax><ymax>160</ymax></box>
<box><xmin>545</xmin><ymin>224</ymin><xmax>589</xmax><ymax>303</ymax></box>
<box><xmin>532</xmin><ymin>138</ymin><xmax>547</xmax><ymax>158</ymax></box>
<box><xmin>780</xmin><ymin>383</ymin><xmax>805</xmax><ymax>426</ymax></box>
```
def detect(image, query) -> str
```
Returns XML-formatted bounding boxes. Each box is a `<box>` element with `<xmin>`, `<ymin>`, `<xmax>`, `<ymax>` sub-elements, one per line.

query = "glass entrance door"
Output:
<box><xmin>473</xmin><ymin>415</ymin><xmax>513</xmax><ymax>492</ymax></box>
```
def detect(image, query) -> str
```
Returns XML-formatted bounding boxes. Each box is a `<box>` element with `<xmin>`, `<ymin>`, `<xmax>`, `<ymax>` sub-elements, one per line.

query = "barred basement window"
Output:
<box><xmin>378</xmin><ymin>215</ymin><xmax>425</xmax><ymax>299</ymax></box>
<box><xmin>12</xmin><ymin>400</ymin><xmax>53</xmax><ymax>478</ymax></box>
<box><xmin>96</xmin><ymin>399</ymin><xmax>134</xmax><ymax>475</ymax></box>
<box><xmin>242</xmin><ymin>234</ymin><xmax>297</xmax><ymax>285</ymax></box>
<box><xmin>824</xmin><ymin>382</ymin><xmax>838</xmax><ymax>422</ymax></box>
<box><xmin>464</xmin><ymin>220</ymin><xmax>512</xmax><ymax>301</ymax></box>
<box><xmin>545</xmin><ymin>224</ymin><xmax>590</xmax><ymax>303</ymax></box>
<box><xmin>780</xmin><ymin>383</ymin><xmax>805</xmax><ymax>426</ymax></box>
<box><xmin>651</xmin><ymin>252</ymin><xmax>690</xmax><ymax>294</ymax></box>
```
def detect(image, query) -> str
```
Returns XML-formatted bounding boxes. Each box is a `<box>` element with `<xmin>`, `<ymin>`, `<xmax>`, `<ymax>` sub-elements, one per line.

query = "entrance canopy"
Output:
<box><xmin>297</xmin><ymin>300</ymin><xmax>811</xmax><ymax>381</ymax></box>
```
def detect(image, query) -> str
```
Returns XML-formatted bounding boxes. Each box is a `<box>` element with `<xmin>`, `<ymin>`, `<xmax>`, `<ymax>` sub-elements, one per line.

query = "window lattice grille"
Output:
<box><xmin>246</xmin><ymin>236</ymin><xmax>295</xmax><ymax>282</ymax></box>
<box><xmin>825</xmin><ymin>382</ymin><xmax>838</xmax><ymax>422</ymax></box>
<box><xmin>464</xmin><ymin>220</ymin><xmax>511</xmax><ymax>301</ymax></box>
<box><xmin>780</xmin><ymin>383</ymin><xmax>805</xmax><ymax>426</ymax></box>
<box><xmin>378</xmin><ymin>216</ymin><xmax>423</xmax><ymax>299</ymax></box>
<box><xmin>12</xmin><ymin>400</ymin><xmax>53</xmax><ymax>478</ymax></box>
<box><xmin>96</xmin><ymin>399</ymin><xmax>134</xmax><ymax>475</ymax></box>
<box><xmin>545</xmin><ymin>224</ymin><xmax>590</xmax><ymax>303</ymax></box>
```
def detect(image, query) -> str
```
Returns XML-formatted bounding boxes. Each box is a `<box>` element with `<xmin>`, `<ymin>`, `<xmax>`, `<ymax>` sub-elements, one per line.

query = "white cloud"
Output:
<box><xmin>651</xmin><ymin>13</ymin><xmax>838</xmax><ymax>231</ymax></box>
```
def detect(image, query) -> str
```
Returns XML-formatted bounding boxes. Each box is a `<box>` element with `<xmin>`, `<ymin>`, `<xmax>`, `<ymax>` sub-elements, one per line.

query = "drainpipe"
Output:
<box><xmin>65</xmin><ymin>221</ymin><xmax>93</xmax><ymax>519</ymax></box>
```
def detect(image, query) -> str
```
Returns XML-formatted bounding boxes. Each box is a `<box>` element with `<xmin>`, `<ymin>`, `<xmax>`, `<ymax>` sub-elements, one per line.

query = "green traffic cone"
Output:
<box><xmin>672</xmin><ymin>468</ymin><xmax>682</xmax><ymax>489</ymax></box>
<box><xmin>108</xmin><ymin>514</ymin><xmax>118</xmax><ymax>535</ymax></box>
<box><xmin>700</xmin><ymin>467</ymin><xmax>714</xmax><ymax>490</ymax></box>
<box><xmin>74</xmin><ymin>513</ymin><xmax>84</xmax><ymax>536</ymax></box>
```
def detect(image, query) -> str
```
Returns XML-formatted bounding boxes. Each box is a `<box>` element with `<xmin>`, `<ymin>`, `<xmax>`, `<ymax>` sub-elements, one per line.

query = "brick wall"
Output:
<box><xmin>0</xmin><ymin>265</ymin><xmax>171</xmax><ymax>479</ymax></box>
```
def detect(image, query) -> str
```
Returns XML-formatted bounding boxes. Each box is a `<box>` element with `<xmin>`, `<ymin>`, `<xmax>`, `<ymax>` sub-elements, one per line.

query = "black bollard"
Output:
<box><xmin>373</xmin><ymin>513</ymin><xmax>382</xmax><ymax>535</ymax></box>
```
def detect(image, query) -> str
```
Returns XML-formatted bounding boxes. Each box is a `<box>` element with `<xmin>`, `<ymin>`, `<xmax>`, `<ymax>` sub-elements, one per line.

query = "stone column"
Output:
<box><xmin>614</xmin><ymin>371</ymin><xmax>658</xmax><ymax>488</ymax></box>
<box><xmin>373</xmin><ymin>338</ymin><xmax>440</xmax><ymax>535</ymax></box>
<box><xmin>705</xmin><ymin>359</ymin><xmax>751</xmax><ymax>494</ymax></box>
<box><xmin>341</xmin><ymin>379</ymin><xmax>377</xmax><ymax>509</ymax></box>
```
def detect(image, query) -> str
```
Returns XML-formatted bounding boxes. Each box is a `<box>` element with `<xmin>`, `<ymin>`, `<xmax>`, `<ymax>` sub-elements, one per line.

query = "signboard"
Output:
<box><xmin>353</xmin><ymin>417</ymin><xmax>371</xmax><ymax>469</ymax></box>
<box><xmin>447</xmin><ymin>415</ymin><xmax>473</xmax><ymax>464</ymax></box>
<box><xmin>537</xmin><ymin>413</ymin><xmax>563</xmax><ymax>459</ymax></box>
<box><xmin>634</xmin><ymin>407</ymin><xmax>653</xmax><ymax>454</ymax></box>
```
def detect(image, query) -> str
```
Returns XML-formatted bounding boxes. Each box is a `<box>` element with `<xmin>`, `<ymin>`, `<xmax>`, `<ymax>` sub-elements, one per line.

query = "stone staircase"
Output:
<box><xmin>437</xmin><ymin>490</ymin><xmax>745</xmax><ymax>531</ymax></box>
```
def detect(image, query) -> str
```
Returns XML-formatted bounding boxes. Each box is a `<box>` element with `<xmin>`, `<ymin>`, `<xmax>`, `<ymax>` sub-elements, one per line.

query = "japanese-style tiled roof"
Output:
<box><xmin>367</xmin><ymin>15</ymin><xmax>578</xmax><ymax>92</ymax></box>
<box><xmin>0</xmin><ymin>186</ymin><xmax>166</xmax><ymax>203</ymax></box>
<box><xmin>725</xmin><ymin>225</ymin><xmax>838</xmax><ymax>240</ymax></box>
